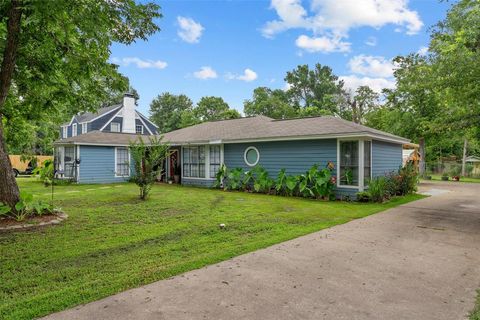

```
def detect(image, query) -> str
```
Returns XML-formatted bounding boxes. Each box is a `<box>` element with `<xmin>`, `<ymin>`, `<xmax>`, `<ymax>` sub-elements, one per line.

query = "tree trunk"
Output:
<box><xmin>419</xmin><ymin>137</ymin><xmax>426</xmax><ymax>177</ymax></box>
<box><xmin>0</xmin><ymin>118</ymin><xmax>20</xmax><ymax>207</ymax></box>
<box><xmin>462</xmin><ymin>138</ymin><xmax>467</xmax><ymax>176</ymax></box>
<box><xmin>0</xmin><ymin>0</ymin><xmax>23</xmax><ymax>208</ymax></box>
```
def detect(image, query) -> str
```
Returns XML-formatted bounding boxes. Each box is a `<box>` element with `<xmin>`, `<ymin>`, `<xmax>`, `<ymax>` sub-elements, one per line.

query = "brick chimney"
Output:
<box><xmin>122</xmin><ymin>93</ymin><xmax>136</xmax><ymax>133</ymax></box>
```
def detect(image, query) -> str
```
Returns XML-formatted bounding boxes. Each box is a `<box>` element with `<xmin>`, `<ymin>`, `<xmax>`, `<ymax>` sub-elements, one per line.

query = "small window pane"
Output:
<box><xmin>111</xmin><ymin>122</ymin><xmax>120</xmax><ymax>132</ymax></box>
<box><xmin>116</xmin><ymin>147</ymin><xmax>129</xmax><ymax>176</ymax></box>
<box><xmin>245</xmin><ymin>147</ymin><xmax>259</xmax><ymax>166</ymax></box>
<box><xmin>136</xmin><ymin>125</ymin><xmax>143</xmax><ymax>134</ymax></box>
<box><xmin>340</xmin><ymin>141</ymin><xmax>359</xmax><ymax>186</ymax></box>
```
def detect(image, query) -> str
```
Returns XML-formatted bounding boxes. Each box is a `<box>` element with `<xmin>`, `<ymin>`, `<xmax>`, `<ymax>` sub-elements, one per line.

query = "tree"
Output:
<box><xmin>0</xmin><ymin>0</ymin><xmax>161</xmax><ymax>208</ymax></box>
<box><xmin>339</xmin><ymin>86</ymin><xmax>379</xmax><ymax>124</ymax></box>
<box><xmin>149</xmin><ymin>93</ymin><xmax>194</xmax><ymax>133</ymax></box>
<box><xmin>130</xmin><ymin>136</ymin><xmax>170</xmax><ymax>200</ymax></box>
<box><xmin>285</xmin><ymin>63</ymin><xmax>344</xmax><ymax>114</ymax></box>
<box><xmin>243</xmin><ymin>87</ymin><xmax>296</xmax><ymax>119</ymax></box>
<box><xmin>195</xmin><ymin>96</ymin><xmax>240</xmax><ymax>122</ymax></box>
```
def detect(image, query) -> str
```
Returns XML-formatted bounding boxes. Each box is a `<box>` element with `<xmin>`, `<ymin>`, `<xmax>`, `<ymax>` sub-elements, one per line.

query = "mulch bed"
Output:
<box><xmin>0</xmin><ymin>212</ymin><xmax>68</xmax><ymax>231</ymax></box>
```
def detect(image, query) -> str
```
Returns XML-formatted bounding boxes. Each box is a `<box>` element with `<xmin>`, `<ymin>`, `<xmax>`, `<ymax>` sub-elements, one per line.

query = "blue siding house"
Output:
<box><xmin>54</xmin><ymin>107</ymin><xmax>410</xmax><ymax>198</ymax></box>
<box><xmin>54</xmin><ymin>93</ymin><xmax>158</xmax><ymax>183</ymax></box>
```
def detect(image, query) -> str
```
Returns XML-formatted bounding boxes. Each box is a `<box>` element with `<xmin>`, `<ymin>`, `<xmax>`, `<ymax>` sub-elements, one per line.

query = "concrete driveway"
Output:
<box><xmin>44</xmin><ymin>181</ymin><xmax>480</xmax><ymax>320</ymax></box>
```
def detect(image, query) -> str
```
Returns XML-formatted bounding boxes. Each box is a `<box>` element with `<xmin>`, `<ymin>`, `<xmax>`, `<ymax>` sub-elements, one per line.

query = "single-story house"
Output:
<box><xmin>466</xmin><ymin>155</ymin><xmax>480</xmax><ymax>176</ymax></box>
<box><xmin>54</xmin><ymin>94</ymin><xmax>412</xmax><ymax>198</ymax></box>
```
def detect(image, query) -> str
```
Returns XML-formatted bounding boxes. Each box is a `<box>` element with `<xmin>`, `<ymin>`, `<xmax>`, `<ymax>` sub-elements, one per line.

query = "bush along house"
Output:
<box><xmin>54</xmin><ymin>101</ymin><xmax>413</xmax><ymax>199</ymax></box>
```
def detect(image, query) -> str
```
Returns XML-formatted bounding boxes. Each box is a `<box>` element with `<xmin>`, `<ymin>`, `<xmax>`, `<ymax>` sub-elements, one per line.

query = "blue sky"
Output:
<box><xmin>110</xmin><ymin>0</ymin><xmax>450</xmax><ymax>116</ymax></box>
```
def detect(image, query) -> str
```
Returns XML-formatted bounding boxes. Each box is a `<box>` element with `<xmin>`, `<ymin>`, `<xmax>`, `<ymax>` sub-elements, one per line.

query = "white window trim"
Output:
<box><xmin>110</xmin><ymin>122</ymin><xmax>121</xmax><ymax>133</ymax></box>
<box><xmin>136</xmin><ymin>125</ymin><xmax>144</xmax><ymax>135</ymax></box>
<box><xmin>72</xmin><ymin>123</ymin><xmax>77</xmax><ymax>137</ymax></box>
<box><xmin>181</xmin><ymin>145</ymin><xmax>222</xmax><ymax>180</ymax></box>
<box><xmin>337</xmin><ymin>138</ymin><xmax>372</xmax><ymax>191</ymax></box>
<box><xmin>81</xmin><ymin>122</ymin><xmax>87</xmax><ymax>134</ymax></box>
<box><xmin>62</xmin><ymin>126</ymin><xmax>67</xmax><ymax>139</ymax></box>
<box><xmin>244</xmin><ymin>146</ymin><xmax>260</xmax><ymax>167</ymax></box>
<box><xmin>114</xmin><ymin>147</ymin><xmax>130</xmax><ymax>178</ymax></box>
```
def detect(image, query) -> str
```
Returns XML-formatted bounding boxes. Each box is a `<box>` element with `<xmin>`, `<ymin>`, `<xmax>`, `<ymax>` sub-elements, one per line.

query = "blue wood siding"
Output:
<box><xmin>78</xmin><ymin>146</ymin><xmax>130</xmax><ymax>184</ymax></box>
<box><xmin>102</xmin><ymin>116</ymin><xmax>123</xmax><ymax>132</ymax></box>
<box><xmin>90</xmin><ymin>111</ymin><xmax>119</xmax><ymax>131</ymax></box>
<box><xmin>138</xmin><ymin>113</ymin><xmax>158</xmax><ymax>134</ymax></box>
<box><xmin>372</xmin><ymin>140</ymin><xmax>402</xmax><ymax>177</ymax></box>
<box><xmin>224</xmin><ymin>139</ymin><xmax>337</xmax><ymax>176</ymax></box>
<box><xmin>182</xmin><ymin>178</ymin><xmax>215</xmax><ymax>187</ymax></box>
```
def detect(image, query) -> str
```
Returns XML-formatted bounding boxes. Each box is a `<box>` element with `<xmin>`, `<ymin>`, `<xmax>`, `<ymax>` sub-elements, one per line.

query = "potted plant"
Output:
<box><xmin>173</xmin><ymin>164</ymin><xmax>181</xmax><ymax>184</ymax></box>
<box><xmin>441</xmin><ymin>172</ymin><xmax>449</xmax><ymax>181</ymax></box>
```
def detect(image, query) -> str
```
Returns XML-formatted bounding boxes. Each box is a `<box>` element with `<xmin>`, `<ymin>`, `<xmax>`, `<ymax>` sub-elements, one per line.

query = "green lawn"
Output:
<box><xmin>471</xmin><ymin>291</ymin><xmax>480</xmax><ymax>320</ymax></box>
<box><xmin>423</xmin><ymin>174</ymin><xmax>480</xmax><ymax>183</ymax></box>
<box><xmin>1</xmin><ymin>179</ymin><xmax>424</xmax><ymax>320</ymax></box>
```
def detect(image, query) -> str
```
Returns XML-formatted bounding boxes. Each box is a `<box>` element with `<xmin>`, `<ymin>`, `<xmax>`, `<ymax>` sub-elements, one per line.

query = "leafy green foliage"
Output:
<box><xmin>129</xmin><ymin>136</ymin><xmax>170</xmax><ymax>200</ymax></box>
<box><xmin>368</xmin><ymin>177</ymin><xmax>388</xmax><ymax>203</ymax></box>
<box><xmin>33</xmin><ymin>159</ymin><xmax>54</xmax><ymax>186</ymax></box>
<box><xmin>244</xmin><ymin>87</ymin><xmax>296</xmax><ymax>119</ymax></box>
<box><xmin>0</xmin><ymin>191</ymin><xmax>53</xmax><ymax>221</ymax></box>
<box><xmin>285</xmin><ymin>63</ymin><xmax>344</xmax><ymax>113</ymax></box>
<box><xmin>149</xmin><ymin>93</ymin><xmax>194</xmax><ymax>133</ymax></box>
<box><xmin>215</xmin><ymin>163</ymin><xmax>335</xmax><ymax>200</ymax></box>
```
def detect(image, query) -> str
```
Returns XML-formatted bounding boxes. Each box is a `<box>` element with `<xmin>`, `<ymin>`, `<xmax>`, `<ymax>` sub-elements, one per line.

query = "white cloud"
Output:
<box><xmin>226</xmin><ymin>68</ymin><xmax>258</xmax><ymax>82</ymax></box>
<box><xmin>340</xmin><ymin>75</ymin><xmax>395</xmax><ymax>93</ymax></box>
<box><xmin>348</xmin><ymin>55</ymin><xmax>394</xmax><ymax>78</ymax></box>
<box><xmin>262</xmin><ymin>0</ymin><xmax>423</xmax><ymax>53</ymax></box>
<box><xmin>193</xmin><ymin>66</ymin><xmax>218</xmax><ymax>80</ymax></box>
<box><xmin>365</xmin><ymin>36</ymin><xmax>377</xmax><ymax>46</ymax></box>
<box><xmin>418</xmin><ymin>46</ymin><xmax>429</xmax><ymax>56</ymax></box>
<box><xmin>112</xmin><ymin>57</ymin><xmax>167</xmax><ymax>69</ymax></box>
<box><xmin>295</xmin><ymin>34</ymin><xmax>350</xmax><ymax>53</ymax></box>
<box><xmin>177</xmin><ymin>16</ymin><xmax>204</xmax><ymax>43</ymax></box>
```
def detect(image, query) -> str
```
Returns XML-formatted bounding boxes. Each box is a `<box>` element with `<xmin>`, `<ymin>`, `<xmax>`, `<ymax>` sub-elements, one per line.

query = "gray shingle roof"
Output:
<box><xmin>54</xmin><ymin>130</ymin><xmax>151</xmax><ymax>146</ymax></box>
<box><xmin>162</xmin><ymin>115</ymin><xmax>409</xmax><ymax>144</ymax></box>
<box><xmin>55</xmin><ymin>115</ymin><xmax>410</xmax><ymax>146</ymax></box>
<box><xmin>61</xmin><ymin>104</ymin><xmax>122</xmax><ymax>126</ymax></box>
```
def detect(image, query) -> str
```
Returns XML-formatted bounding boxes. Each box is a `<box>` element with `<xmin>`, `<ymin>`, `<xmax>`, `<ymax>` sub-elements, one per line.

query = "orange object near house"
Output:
<box><xmin>9</xmin><ymin>155</ymin><xmax>53</xmax><ymax>173</ymax></box>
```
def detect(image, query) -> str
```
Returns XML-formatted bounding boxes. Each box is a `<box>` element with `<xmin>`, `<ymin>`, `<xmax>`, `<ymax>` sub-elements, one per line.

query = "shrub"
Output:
<box><xmin>130</xmin><ymin>136</ymin><xmax>170</xmax><ymax>200</ymax></box>
<box><xmin>368</xmin><ymin>177</ymin><xmax>388</xmax><ymax>202</ymax></box>
<box><xmin>0</xmin><ymin>192</ymin><xmax>54</xmax><ymax>221</ymax></box>
<box><xmin>356</xmin><ymin>191</ymin><xmax>372</xmax><ymax>202</ymax></box>
<box><xmin>33</xmin><ymin>159</ymin><xmax>54</xmax><ymax>186</ymax></box>
<box><xmin>397</xmin><ymin>162</ymin><xmax>418</xmax><ymax>195</ymax></box>
<box><xmin>214</xmin><ymin>163</ymin><xmax>335</xmax><ymax>200</ymax></box>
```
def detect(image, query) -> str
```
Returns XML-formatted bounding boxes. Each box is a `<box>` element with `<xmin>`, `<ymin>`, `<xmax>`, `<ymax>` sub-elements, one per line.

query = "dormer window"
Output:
<box><xmin>72</xmin><ymin>123</ymin><xmax>77</xmax><ymax>137</ymax></box>
<box><xmin>62</xmin><ymin>126</ymin><xmax>67</xmax><ymax>139</ymax></box>
<box><xmin>81</xmin><ymin>123</ymin><xmax>87</xmax><ymax>134</ymax></box>
<box><xmin>110</xmin><ymin>122</ymin><xmax>120</xmax><ymax>132</ymax></box>
<box><xmin>136</xmin><ymin>125</ymin><xmax>143</xmax><ymax>134</ymax></box>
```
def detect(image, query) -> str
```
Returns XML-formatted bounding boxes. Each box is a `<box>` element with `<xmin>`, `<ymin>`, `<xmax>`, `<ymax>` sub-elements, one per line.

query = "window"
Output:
<box><xmin>183</xmin><ymin>146</ymin><xmax>205</xmax><ymax>178</ymax></box>
<box><xmin>136</xmin><ymin>125</ymin><xmax>144</xmax><ymax>134</ymax></box>
<box><xmin>72</xmin><ymin>123</ymin><xmax>77</xmax><ymax>137</ymax></box>
<box><xmin>244</xmin><ymin>146</ymin><xmax>259</xmax><ymax>167</ymax></box>
<box><xmin>209</xmin><ymin>145</ymin><xmax>221</xmax><ymax>178</ymax></box>
<box><xmin>115</xmin><ymin>147</ymin><xmax>130</xmax><ymax>177</ymax></box>
<box><xmin>339</xmin><ymin>141</ymin><xmax>359</xmax><ymax>186</ymax></box>
<box><xmin>81</xmin><ymin>123</ymin><xmax>87</xmax><ymax>134</ymax></box>
<box><xmin>62</xmin><ymin>126</ymin><xmax>67</xmax><ymax>139</ymax></box>
<box><xmin>364</xmin><ymin>141</ymin><xmax>372</xmax><ymax>185</ymax></box>
<box><xmin>64</xmin><ymin>146</ymin><xmax>75</xmax><ymax>178</ymax></box>
<box><xmin>110</xmin><ymin>122</ymin><xmax>120</xmax><ymax>132</ymax></box>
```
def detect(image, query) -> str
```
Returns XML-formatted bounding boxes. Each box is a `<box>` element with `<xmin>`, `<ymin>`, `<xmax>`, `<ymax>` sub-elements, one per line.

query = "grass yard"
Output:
<box><xmin>471</xmin><ymin>291</ymin><xmax>480</xmax><ymax>320</ymax></box>
<box><xmin>423</xmin><ymin>175</ymin><xmax>480</xmax><ymax>183</ymax></box>
<box><xmin>1</xmin><ymin>179</ymin><xmax>424</xmax><ymax>320</ymax></box>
